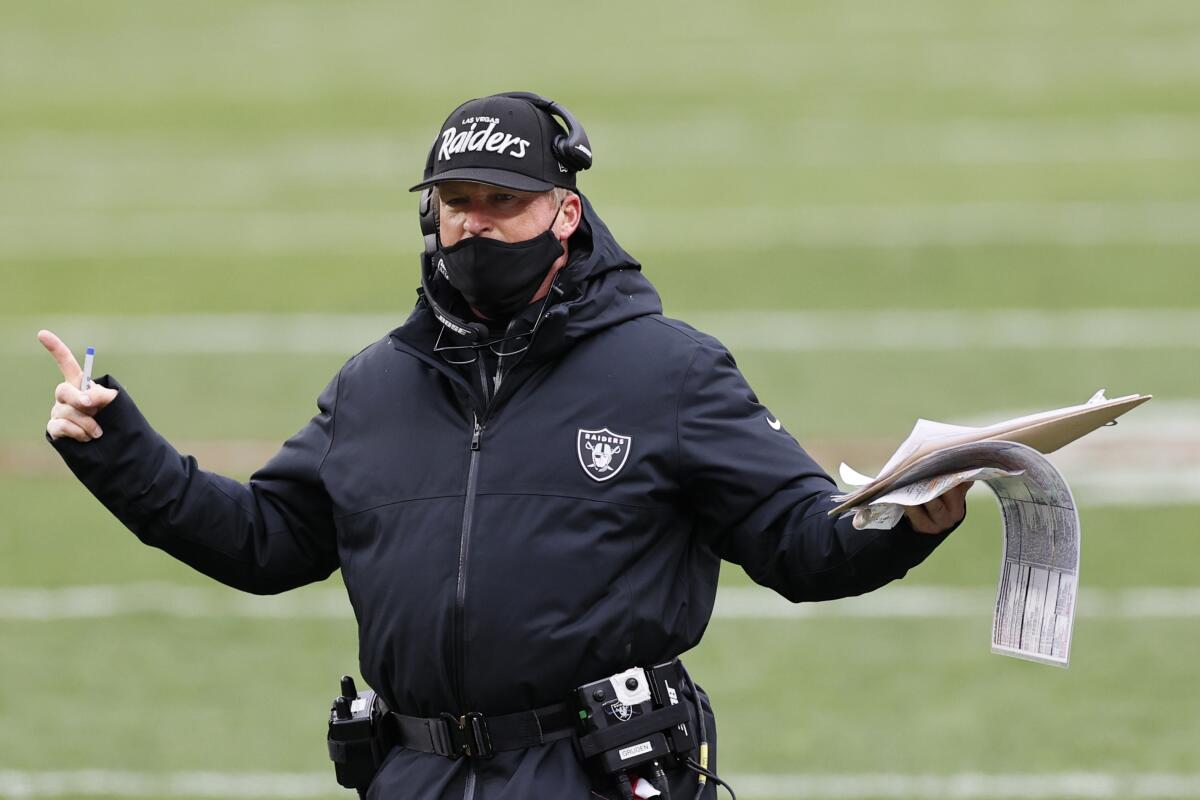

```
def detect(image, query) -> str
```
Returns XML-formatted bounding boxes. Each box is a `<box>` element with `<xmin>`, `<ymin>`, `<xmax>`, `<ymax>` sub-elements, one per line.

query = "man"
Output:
<box><xmin>41</xmin><ymin>92</ymin><xmax>969</xmax><ymax>799</ymax></box>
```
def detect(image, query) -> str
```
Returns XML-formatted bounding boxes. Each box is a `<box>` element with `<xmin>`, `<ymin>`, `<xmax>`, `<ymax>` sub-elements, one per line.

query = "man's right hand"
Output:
<box><xmin>38</xmin><ymin>330</ymin><xmax>120</xmax><ymax>442</ymax></box>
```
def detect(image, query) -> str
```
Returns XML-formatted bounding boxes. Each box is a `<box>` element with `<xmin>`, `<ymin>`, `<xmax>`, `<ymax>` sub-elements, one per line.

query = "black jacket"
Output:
<box><xmin>52</xmin><ymin>194</ymin><xmax>949</xmax><ymax>799</ymax></box>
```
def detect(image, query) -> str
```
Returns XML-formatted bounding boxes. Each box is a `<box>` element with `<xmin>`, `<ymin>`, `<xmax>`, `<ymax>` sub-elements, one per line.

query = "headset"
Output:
<box><xmin>418</xmin><ymin>92</ymin><xmax>592</xmax><ymax>343</ymax></box>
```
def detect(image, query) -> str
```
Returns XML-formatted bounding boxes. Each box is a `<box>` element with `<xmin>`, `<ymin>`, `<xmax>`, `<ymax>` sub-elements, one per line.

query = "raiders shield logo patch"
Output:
<box><xmin>577</xmin><ymin>428</ymin><xmax>632</xmax><ymax>482</ymax></box>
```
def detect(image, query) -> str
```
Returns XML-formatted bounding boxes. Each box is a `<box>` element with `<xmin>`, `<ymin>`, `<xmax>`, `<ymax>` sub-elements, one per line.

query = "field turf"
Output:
<box><xmin>2</xmin><ymin>2</ymin><xmax>1197</xmax><ymax>798</ymax></box>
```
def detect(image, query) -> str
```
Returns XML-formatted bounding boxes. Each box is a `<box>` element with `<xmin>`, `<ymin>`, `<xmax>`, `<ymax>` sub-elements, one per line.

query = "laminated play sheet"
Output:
<box><xmin>844</xmin><ymin>440</ymin><xmax>1079</xmax><ymax>666</ymax></box>
<box><xmin>831</xmin><ymin>391</ymin><xmax>1150</xmax><ymax>668</ymax></box>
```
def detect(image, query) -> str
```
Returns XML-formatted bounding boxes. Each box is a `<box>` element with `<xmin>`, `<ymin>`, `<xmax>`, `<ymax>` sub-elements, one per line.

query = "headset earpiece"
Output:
<box><xmin>419</xmin><ymin>187</ymin><xmax>439</xmax><ymax>254</ymax></box>
<box><xmin>497</xmin><ymin>91</ymin><xmax>593</xmax><ymax>173</ymax></box>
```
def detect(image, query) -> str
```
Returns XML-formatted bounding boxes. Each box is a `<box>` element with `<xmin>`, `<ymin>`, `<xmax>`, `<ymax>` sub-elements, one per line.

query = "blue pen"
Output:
<box><xmin>80</xmin><ymin>347</ymin><xmax>95</xmax><ymax>392</ymax></box>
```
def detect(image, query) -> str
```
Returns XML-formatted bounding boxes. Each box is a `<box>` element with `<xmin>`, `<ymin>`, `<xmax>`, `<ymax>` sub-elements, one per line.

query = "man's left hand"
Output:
<box><xmin>905</xmin><ymin>482</ymin><xmax>972</xmax><ymax>534</ymax></box>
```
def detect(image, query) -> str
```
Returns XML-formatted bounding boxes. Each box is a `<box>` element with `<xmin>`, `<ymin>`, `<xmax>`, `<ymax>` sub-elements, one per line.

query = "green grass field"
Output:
<box><xmin>2</xmin><ymin>1</ymin><xmax>1198</xmax><ymax>798</ymax></box>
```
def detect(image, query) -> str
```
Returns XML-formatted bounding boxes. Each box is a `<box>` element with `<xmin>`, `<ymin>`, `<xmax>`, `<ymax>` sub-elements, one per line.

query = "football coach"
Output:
<box><xmin>40</xmin><ymin>91</ymin><xmax>969</xmax><ymax>799</ymax></box>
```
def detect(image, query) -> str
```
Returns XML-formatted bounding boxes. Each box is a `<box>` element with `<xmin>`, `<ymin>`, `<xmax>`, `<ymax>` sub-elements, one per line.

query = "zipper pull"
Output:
<box><xmin>471</xmin><ymin>419</ymin><xmax>482</xmax><ymax>451</ymax></box>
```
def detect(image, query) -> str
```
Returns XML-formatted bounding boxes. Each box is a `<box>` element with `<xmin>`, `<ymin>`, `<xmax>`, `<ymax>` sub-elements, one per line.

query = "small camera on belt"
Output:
<box><xmin>574</xmin><ymin>660</ymin><xmax>697</xmax><ymax>798</ymax></box>
<box><xmin>327</xmin><ymin>675</ymin><xmax>392</xmax><ymax>797</ymax></box>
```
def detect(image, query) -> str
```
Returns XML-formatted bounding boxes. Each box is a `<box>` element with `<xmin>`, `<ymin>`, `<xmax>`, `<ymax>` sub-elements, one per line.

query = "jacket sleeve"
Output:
<box><xmin>676</xmin><ymin>338</ymin><xmax>950</xmax><ymax>602</ymax></box>
<box><xmin>49</xmin><ymin>374</ymin><xmax>341</xmax><ymax>594</ymax></box>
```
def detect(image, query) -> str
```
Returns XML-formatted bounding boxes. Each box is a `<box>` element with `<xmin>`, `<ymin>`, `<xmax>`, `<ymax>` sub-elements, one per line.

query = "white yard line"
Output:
<box><xmin>713</xmin><ymin>586</ymin><xmax>1200</xmax><ymax>620</ymax></box>
<box><xmin>0</xmin><ymin>771</ymin><xmax>334</xmax><ymax>799</ymax></box>
<box><xmin>2</xmin><ymin>584</ymin><xmax>1199</xmax><ymax>622</ymax></box>
<box><xmin>599</xmin><ymin>115</ymin><xmax>1200</xmax><ymax>168</ymax></box>
<box><xmin>5</xmin><ymin>203</ymin><xmax>1200</xmax><ymax>257</ymax></box>
<box><xmin>732</xmin><ymin>772</ymin><xmax>1200</xmax><ymax>798</ymax></box>
<box><xmin>3</xmin><ymin>771</ymin><xmax>1200</xmax><ymax>799</ymax></box>
<box><xmin>687</xmin><ymin>309</ymin><xmax>1200</xmax><ymax>352</ymax></box>
<box><xmin>4</xmin><ymin>115</ymin><xmax>1198</xmax><ymax>184</ymax></box>
<box><xmin>5</xmin><ymin>309</ymin><xmax>1200</xmax><ymax>355</ymax></box>
<box><xmin>608</xmin><ymin>203</ymin><xmax>1200</xmax><ymax>250</ymax></box>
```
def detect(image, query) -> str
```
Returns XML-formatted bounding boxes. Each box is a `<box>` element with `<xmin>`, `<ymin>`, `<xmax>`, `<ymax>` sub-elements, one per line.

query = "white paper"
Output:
<box><xmin>849</xmin><ymin>467</ymin><xmax>1024</xmax><ymax>531</ymax></box>
<box><xmin>872</xmin><ymin>466</ymin><xmax>1024</xmax><ymax>509</ymax></box>
<box><xmin>831</xmin><ymin>389</ymin><xmax>1148</xmax><ymax>510</ymax></box>
<box><xmin>875</xmin><ymin>418</ymin><xmax>976</xmax><ymax>479</ymax></box>
<box><xmin>839</xmin><ymin>441</ymin><xmax>1080</xmax><ymax>667</ymax></box>
<box><xmin>839</xmin><ymin>462</ymin><xmax>876</xmax><ymax>487</ymax></box>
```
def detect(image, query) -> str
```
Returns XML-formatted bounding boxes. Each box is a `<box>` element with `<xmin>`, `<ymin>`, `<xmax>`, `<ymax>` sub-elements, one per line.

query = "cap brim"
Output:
<box><xmin>408</xmin><ymin>167</ymin><xmax>556</xmax><ymax>193</ymax></box>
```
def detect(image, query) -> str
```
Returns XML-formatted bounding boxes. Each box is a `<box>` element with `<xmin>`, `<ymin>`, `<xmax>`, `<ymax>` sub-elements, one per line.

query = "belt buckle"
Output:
<box><xmin>440</xmin><ymin>711</ymin><xmax>494</xmax><ymax>759</ymax></box>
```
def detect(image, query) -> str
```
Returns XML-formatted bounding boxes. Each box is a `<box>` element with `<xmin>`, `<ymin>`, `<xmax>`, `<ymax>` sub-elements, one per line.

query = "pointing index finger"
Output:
<box><xmin>37</xmin><ymin>329</ymin><xmax>83</xmax><ymax>383</ymax></box>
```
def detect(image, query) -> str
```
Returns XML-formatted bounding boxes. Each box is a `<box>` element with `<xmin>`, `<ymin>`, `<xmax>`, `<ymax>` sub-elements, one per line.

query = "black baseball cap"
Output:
<box><xmin>409</xmin><ymin>94</ymin><xmax>578</xmax><ymax>193</ymax></box>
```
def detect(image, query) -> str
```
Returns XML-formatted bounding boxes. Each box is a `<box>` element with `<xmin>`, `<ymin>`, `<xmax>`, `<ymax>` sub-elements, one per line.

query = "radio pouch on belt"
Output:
<box><xmin>327</xmin><ymin>675</ymin><xmax>393</xmax><ymax>798</ymax></box>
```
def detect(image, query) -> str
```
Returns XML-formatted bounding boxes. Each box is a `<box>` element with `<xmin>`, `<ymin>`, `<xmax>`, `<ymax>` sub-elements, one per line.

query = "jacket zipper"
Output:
<box><xmin>455</xmin><ymin>352</ymin><xmax>521</xmax><ymax>799</ymax></box>
<box><xmin>453</xmin><ymin>353</ymin><xmax>493</xmax><ymax>703</ymax></box>
<box><xmin>455</xmin><ymin>413</ymin><xmax>485</xmax><ymax>800</ymax></box>
<box><xmin>455</xmin><ymin>413</ymin><xmax>483</xmax><ymax>707</ymax></box>
<box><xmin>462</xmin><ymin>767</ymin><xmax>477</xmax><ymax>800</ymax></box>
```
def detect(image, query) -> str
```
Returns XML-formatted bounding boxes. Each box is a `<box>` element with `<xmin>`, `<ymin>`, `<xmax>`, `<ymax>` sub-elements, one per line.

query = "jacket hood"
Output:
<box><xmin>392</xmin><ymin>191</ymin><xmax>661</xmax><ymax>360</ymax></box>
<box><xmin>534</xmin><ymin>191</ymin><xmax>663</xmax><ymax>355</ymax></box>
<box><xmin>563</xmin><ymin>190</ymin><xmax>641</xmax><ymax>284</ymax></box>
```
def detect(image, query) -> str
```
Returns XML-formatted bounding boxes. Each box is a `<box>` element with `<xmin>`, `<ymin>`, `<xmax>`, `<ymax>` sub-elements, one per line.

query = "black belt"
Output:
<box><xmin>390</xmin><ymin>702</ymin><xmax>577</xmax><ymax>759</ymax></box>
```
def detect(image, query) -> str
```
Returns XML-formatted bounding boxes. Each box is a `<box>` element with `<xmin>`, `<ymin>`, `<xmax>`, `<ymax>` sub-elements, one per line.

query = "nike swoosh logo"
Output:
<box><xmin>766</xmin><ymin>415</ymin><xmax>782</xmax><ymax>431</ymax></box>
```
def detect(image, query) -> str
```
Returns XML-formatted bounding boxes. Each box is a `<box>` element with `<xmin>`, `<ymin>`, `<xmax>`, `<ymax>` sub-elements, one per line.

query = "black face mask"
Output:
<box><xmin>437</xmin><ymin>227</ymin><xmax>565</xmax><ymax>320</ymax></box>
